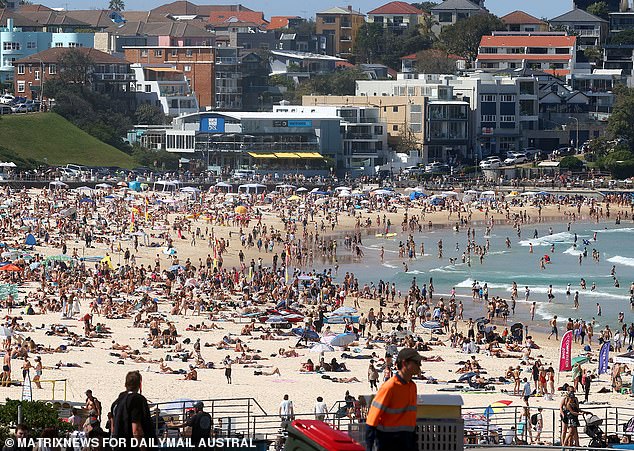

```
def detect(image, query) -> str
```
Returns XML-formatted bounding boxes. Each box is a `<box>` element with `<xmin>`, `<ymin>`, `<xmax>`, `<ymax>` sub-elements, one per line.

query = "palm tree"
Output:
<box><xmin>108</xmin><ymin>0</ymin><xmax>125</xmax><ymax>11</ymax></box>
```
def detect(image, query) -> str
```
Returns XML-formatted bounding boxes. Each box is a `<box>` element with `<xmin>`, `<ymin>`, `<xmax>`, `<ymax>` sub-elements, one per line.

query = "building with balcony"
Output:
<box><xmin>475</xmin><ymin>33</ymin><xmax>577</xmax><ymax>77</ymax></box>
<box><xmin>274</xmin><ymin>104</ymin><xmax>387</xmax><ymax>174</ymax></box>
<box><xmin>609</xmin><ymin>11</ymin><xmax>634</xmax><ymax>33</ymax></box>
<box><xmin>430</xmin><ymin>0</ymin><xmax>486</xmax><ymax>36</ymax></box>
<box><xmin>269</xmin><ymin>50</ymin><xmax>345</xmax><ymax>81</ymax></box>
<box><xmin>130</xmin><ymin>63</ymin><xmax>198</xmax><ymax>116</ymax></box>
<box><xmin>549</xmin><ymin>8</ymin><xmax>607</xmax><ymax>50</ymax></box>
<box><xmin>0</xmin><ymin>17</ymin><xmax>95</xmax><ymax>83</ymax></box>
<box><xmin>131</xmin><ymin>110</ymin><xmax>342</xmax><ymax>175</ymax></box>
<box><xmin>603</xmin><ymin>44</ymin><xmax>634</xmax><ymax>85</ymax></box>
<box><xmin>124</xmin><ymin>45</ymin><xmax>214</xmax><ymax>109</ymax></box>
<box><xmin>13</xmin><ymin>47</ymin><xmax>132</xmax><ymax>101</ymax></box>
<box><xmin>367</xmin><ymin>2</ymin><xmax>427</xmax><ymax>35</ymax></box>
<box><xmin>501</xmin><ymin>11</ymin><xmax>549</xmax><ymax>33</ymax></box>
<box><xmin>425</xmin><ymin>100</ymin><xmax>469</xmax><ymax>164</ymax></box>
<box><xmin>315</xmin><ymin>6</ymin><xmax>365</xmax><ymax>59</ymax></box>
<box><xmin>575</xmin><ymin>0</ymin><xmax>620</xmax><ymax>11</ymax></box>
<box><xmin>215</xmin><ymin>46</ymin><xmax>242</xmax><ymax>110</ymax></box>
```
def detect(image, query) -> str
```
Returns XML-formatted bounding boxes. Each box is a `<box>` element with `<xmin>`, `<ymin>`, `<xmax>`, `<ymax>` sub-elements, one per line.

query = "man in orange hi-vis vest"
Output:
<box><xmin>366</xmin><ymin>347</ymin><xmax>421</xmax><ymax>451</ymax></box>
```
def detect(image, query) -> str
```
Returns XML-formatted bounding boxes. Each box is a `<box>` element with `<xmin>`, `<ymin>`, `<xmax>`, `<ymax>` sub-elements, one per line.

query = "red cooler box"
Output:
<box><xmin>285</xmin><ymin>420</ymin><xmax>365</xmax><ymax>451</ymax></box>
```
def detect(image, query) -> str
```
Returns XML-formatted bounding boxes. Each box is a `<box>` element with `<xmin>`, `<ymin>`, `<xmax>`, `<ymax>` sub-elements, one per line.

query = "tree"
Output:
<box><xmin>607</xmin><ymin>85</ymin><xmax>634</xmax><ymax>147</ymax></box>
<box><xmin>135</xmin><ymin>103</ymin><xmax>166</xmax><ymax>125</ymax></box>
<box><xmin>583</xmin><ymin>47</ymin><xmax>603</xmax><ymax>65</ymax></box>
<box><xmin>394</xmin><ymin>129</ymin><xmax>421</xmax><ymax>154</ymax></box>
<box><xmin>411</xmin><ymin>2</ymin><xmax>439</xmax><ymax>13</ymax></box>
<box><xmin>0</xmin><ymin>400</ymin><xmax>74</xmax><ymax>442</ymax></box>
<box><xmin>58</xmin><ymin>49</ymin><xmax>95</xmax><ymax>86</ymax></box>
<box><xmin>609</xmin><ymin>29</ymin><xmax>634</xmax><ymax>45</ymax></box>
<box><xmin>415</xmin><ymin>49</ymin><xmax>458</xmax><ymax>74</ymax></box>
<box><xmin>559</xmin><ymin>155</ymin><xmax>584</xmax><ymax>170</ymax></box>
<box><xmin>438</xmin><ymin>13</ymin><xmax>505</xmax><ymax>62</ymax></box>
<box><xmin>108</xmin><ymin>0</ymin><xmax>125</xmax><ymax>11</ymax></box>
<box><xmin>354</xmin><ymin>22</ymin><xmax>385</xmax><ymax>64</ymax></box>
<box><xmin>587</xmin><ymin>1</ymin><xmax>609</xmax><ymax>20</ymax></box>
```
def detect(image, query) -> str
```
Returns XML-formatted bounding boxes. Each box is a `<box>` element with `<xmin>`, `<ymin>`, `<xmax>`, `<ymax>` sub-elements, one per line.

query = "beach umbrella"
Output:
<box><xmin>29</xmin><ymin>262</ymin><xmax>40</xmax><ymax>270</ymax></box>
<box><xmin>95</xmin><ymin>183</ymin><xmax>112</xmax><ymax>189</ymax></box>
<box><xmin>484</xmin><ymin>400</ymin><xmax>512</xmax><ymax>418</ymax></box>
<box><xmin>572</xmin><ymin>355</ymin><xmax>589</xmax><ymax>366</ymax></box>
<box><xmin>338</xmin><ymin>191</ymin><xmax>351</xmax><ymax>198</ymax></box>
<box><xmin>310</xmin><ymin>343</ymin><xmax>335</xmax><ymax>353</ymax></box>
<box><xmin>421</xmin><ymin>321</ymin><xmax>442</xmax><ymax>330</ymax></box>
<box><xmin>329</xmin><ymin>333</ymin><xmax>356</xmax><ymax>347</ymax></box>
<box><xmin>234</xmin><ymin>205</ymin><xmax>247</xmax><ymax>215</ymax></box>
<box><xmin>80</xmin><ymin>197</ymin><xmax>95</xmax><ymax>203</ymax></box>
<box><xmin>168</xmin><ymin>264</ymin><xmax>185</xmax><ymax>272</ymax></box>
<box><xmin>458</xmin><ymin>372</ymin><xmax>478</xmax><ymax>382</ymax></box>
<box><xmin>332</xmin><ymin>306</ymin><xmax>357</xmax><ymax>315</ymax></box>
<box><xmin>0</xmin><ymin>264</ymin><xmax>21</xmax><ymax>272</ymax></box>
<box><xmin>266</xmin><ymin>315</ymin><xmax>288</xmax><ymax>324</ymax></box>
<box><xmin>296</xmin><ymin>187</ymin><xmax>308</xmax><ymax>192</ymax></box>
<box><xmin>291</xmin><ymin>327</ymin><xmax>320</xmax><ymax>341</ymax></box>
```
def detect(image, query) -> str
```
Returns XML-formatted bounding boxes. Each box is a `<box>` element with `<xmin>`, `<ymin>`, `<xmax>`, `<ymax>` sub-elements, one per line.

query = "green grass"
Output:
<box><xmin>0</xmin><ymin>112</ymin><xmax>135</xmax><ymax>168</ymax></box>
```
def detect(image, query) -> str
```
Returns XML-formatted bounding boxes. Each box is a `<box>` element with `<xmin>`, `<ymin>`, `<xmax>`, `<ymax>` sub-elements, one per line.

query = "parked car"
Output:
<box><xmin>11</xmin><ymin>104</ymin><xmax>28</xmax><ymax>113</ymax></box>
<box><xmin>0</xmin><ymin>94</ymin><xmax>14</xmax><ymax>105</ymax></box>
<box><xmin>553</xmin><ymin>146</ymin><xmax>575</xmax><ymax>157</ymax></box>
<box><xmin>0</xmin><ymin>106</ymin><xmax>12</xmax><ymax>115</ymax></box>
<box><xmin>503</xmin><ymin>152</ymin><xmax>527</xmax><ymax>166</ymax></box>
<box><xmin>479</xmin><ymin>157</ymin><xmax>501</xmax><ymax>169</ymax></box>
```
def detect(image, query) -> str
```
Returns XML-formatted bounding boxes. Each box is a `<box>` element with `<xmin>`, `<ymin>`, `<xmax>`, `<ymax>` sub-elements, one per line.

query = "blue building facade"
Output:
<box><xmin>0</xmin><ymin>18</ymin><xmax>94</xmax><ymax>83</ymax></box>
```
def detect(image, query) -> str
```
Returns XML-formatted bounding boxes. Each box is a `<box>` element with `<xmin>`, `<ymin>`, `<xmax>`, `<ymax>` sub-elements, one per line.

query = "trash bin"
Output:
<box><xmin>285</xmin><ymin>420</ymin><xmax>365</xmax><ymax>451</ymax></box>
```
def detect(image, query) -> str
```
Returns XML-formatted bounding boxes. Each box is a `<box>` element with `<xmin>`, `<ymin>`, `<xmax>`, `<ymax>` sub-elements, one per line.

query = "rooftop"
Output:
<box><xmin>208</xmin><ymin>10</ymin><xmax>267</xmax><ymax>27</ymax></box>
<box><xmin>479</xmin><ymin>35</ymin><xmax>577</xmax><ymax>47</ymax></box>
<box><xmin>501</xmin><ymin>10</ymin><xmax>547</xmax><ymax>25</ymax></box>
<box><xmin>15</xmin><ymin>47</ymin><xmax>128</xmax><ymax>65</ymax></box>
<box><xmin>550</xmin><ymin>8</ymin><xmax>607</xmax><ymax>23</ymax></box>
<box><xmin>267</xmin><ymin>16</ymin><xmax>301</xmax><ymax>30</ymax></box>
<box><xmin>431</xmin><ymin>0</ymin><xmax>486</xmax><ymax>11</ymax></box>
<box><xmin>270</xmin><ymin>50</ymin><xmax>345</xmax><ymax>61</ymax></box>
<box><xmin>367</xmin><ymin>1</ymin><xmax>425</xmax><ymax>15</ymax></box>
<box><xmin>317</xmin><ymin>6</ymin><xmax>365</xmax><ymax>16</ymax></box>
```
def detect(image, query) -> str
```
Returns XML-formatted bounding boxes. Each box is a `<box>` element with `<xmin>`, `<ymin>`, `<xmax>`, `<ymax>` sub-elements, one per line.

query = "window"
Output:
<box><xmin>145</xmin><ymin>85</ymin><xmax>151</xmax><ymax>93</ymax></box>
<box><xmin>392</xmin><ymin>106</ymin><xmax>399</xmax><ymax>112</ymax></box>
<box><xmin>374</xmin><ymin>15</ymin><xmax>384</xmax><ymax>23</ymax></box>
<box><xmin>481</xmin><ymin>95</ymin><xmax>496</xmax><ymax>102</ymax></box>
<box><xmin>438</xmin><ymin>12</ymin><xmax>453</xmax><ymax>23</ymax></box>
<box><xmin>555</xmin><ymin>47</ymin><xmax>570</xmax><ymax>54</ymax></box>
<box><xmin>68</xmin><ymin>42</ymin><xmax>82</xmax><ymax>48</ymax></box>
<box><xmin>500</xmin><ymin>95</ymin><xmax>515</xmax><ymax>102</ymax></box>
<box><xmin>54</xmin><ymin>42</ymin><xmax>63</xmax><ymax>47</ymax></box>
<box><xmin>17</xmin><ymin>64</ymin><xmax>24</xmax><ymax>75</ymax></box>
<box><xmin>141</xmin><ymin>50</ymin><xmax>148</xmax><ymax>57</ymax></box>
<box><xmin>508</xmin><ymin>47</ymin><xmax>525</xmax><ymax>54</ymax></box>
<box><xmin>26</xmin><ymin>42</ymin><xmax>36</xmax><ymax>49</ymax></box>
<box><xmin>500</xmin><ymin>115</ymin><xmax>515</xmax><ymax>122</ymax></box>
<box><xmin>35</xmin><ymin>70</ymin><xmax>40</xmax><ymax>81</ymax></box>
<box><xmin>322</xmin><ymin>16</ymin><xmax>336</xmax><ymax>24</ymax></box>
<box><xmin>154</xmin><ymin>49</ymin><xmax>163</xmax><ymax>57</ymax></box>
<box><xmin>186</xmin><ymin>49</ymin><xmax>193</xmax><ymax>57</ymax></box>
<box><xmin>392</xmin><ymin>124</ymin><xmax>399</xmax><ymax>131</ymax></box>
<box><xmin>481</xmin><ymin>115</ymin><xmax>496</xmax><ymax>122</ymax></box>
<box><xmin>480</xmin><ymin>47</ymin><xmax>498</xmax><ymax>54</ymax></box>
<box><xmin>171</xmin><ymin>49</ymin><xmax>178</xmax><ymax>57</ymax></box>
<box><xmin>184</xmin><ymin>65</ymin><xmax>191</xmax><ymax>72</ymax></box>
<box><xmin>2</xmin><ymin>42</ymin><xmax>20</xmax><ymax>51</ymax></box>
<box><xmin>17</xmin><ymin>81</ymin><xmax>25</xmax><ymax>93</ymax></box>
<box><xmin>49</xmin><ymin>64</ymin><xmax>56</xmax><ymax>75</ymax></box>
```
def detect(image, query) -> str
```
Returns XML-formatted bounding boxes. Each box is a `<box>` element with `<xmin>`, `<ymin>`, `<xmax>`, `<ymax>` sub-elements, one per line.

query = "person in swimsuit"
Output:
<box><xmin>33</xmin><ymin>356</ymin><xmax>43</xmax><ymax>389</ymax></box>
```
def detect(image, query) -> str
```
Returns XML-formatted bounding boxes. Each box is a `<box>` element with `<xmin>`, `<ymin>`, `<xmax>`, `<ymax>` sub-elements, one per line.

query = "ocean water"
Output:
<box><xmin>339</xmin><ymin>221</ymin><xmax>634</xmax><ymax>327</ymax></box>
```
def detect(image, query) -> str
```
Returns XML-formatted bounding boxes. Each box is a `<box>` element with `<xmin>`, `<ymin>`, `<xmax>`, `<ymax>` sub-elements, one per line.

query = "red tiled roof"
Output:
<box><xmin>335</xmin><ymin>60</ymin><xmax>354</xmax><ymax>68</ymax></box>
<box><xmin>480</xmin><ymin>35</ymin><xmax>576</xmax><ymax>47</ymax></box>
<box><xmin>477</xmin><ymin>54</ymin><xmax>571</xmax><ymax>60</ymax></box>
<box><xmin>208</xmin><ymin>10</ymin><xmax>267</xmax><ymax>26</ymax></box>
<box><xmin>401</xmin><ymin>50</ymin><xmax>465</xmax><ymax>60</ymax></box>
<box><xmin>267</xmin><ymin>16</ymin><xmax>300</xmax><ymax>30</ymax></box>
<box><xmin>15</xmin><ymin>3</ymin><xmax>52</xmax><ymax>11</ymax></box>
<box><xmin>501</xmin><ymin>10</ymin><xmax>546</xmax><ymax>25</ymax></box>
<box><xmin>367</xmin><ymin>1</ymin><xmax>425</xmax><ymax>15</ymax></box>
<box><xmin>15</xmin><ymin>47</ymin><xmax>127</xmax><ymax>65</ymax></box>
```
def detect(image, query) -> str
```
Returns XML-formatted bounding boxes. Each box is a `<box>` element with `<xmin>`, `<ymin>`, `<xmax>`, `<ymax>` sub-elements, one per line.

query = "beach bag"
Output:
<box><xmin>531</xmin><ymin>414</ymin><xmax>539</xmax><ymax>426</ymax></box>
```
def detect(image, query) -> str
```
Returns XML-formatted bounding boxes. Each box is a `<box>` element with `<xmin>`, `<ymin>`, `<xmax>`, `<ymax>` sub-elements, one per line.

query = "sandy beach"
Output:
<box><xmin>0</xmin><ymin>185</ymin><xmax>632</xmax><ymax>441</ymax></box>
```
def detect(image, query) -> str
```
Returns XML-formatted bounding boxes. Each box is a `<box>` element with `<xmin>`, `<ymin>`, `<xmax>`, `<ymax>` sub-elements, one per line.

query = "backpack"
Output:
<box><xmin>531</xmin><ymin>413</ymin><xmax>539</xmax><ymax>426</ymax></box>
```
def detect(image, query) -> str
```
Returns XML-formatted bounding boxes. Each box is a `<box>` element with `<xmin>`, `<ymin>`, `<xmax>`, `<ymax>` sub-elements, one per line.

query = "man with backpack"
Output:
<box><xmin>531</xmin><ymin>407</ymin><xmax>543</xmax><ymax>444</ymax></box>
<box><xmin>110</xmin><ymin>370</ymin><xmax>156</xmax><ymax>449</ymax></box>
<box><xmin>174</xmin><ymin>401</ymin><xmax>211</xmax><ymax>447</ymax></box>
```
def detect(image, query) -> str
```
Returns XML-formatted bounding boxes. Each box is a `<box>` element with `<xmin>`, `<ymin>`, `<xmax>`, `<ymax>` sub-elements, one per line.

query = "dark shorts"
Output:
<box><xmin>225</xmin><ymin>368</ymin><xmax>232</xmax><ymax>377</ymax></box>
<box><xmin>2</xmin><ymin>365</ymin><xmax>8</xmax><ymax>372</ymax></box>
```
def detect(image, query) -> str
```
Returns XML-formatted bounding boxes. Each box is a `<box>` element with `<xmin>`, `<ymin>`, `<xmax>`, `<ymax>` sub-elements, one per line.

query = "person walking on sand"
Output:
<box><xmin>279</xmin><ymin>394</ymin><xmax>294</xmax><ymax>429</ymax></box>
<box><xmin>223</xmin><ymin>355</ymin><xmax>232</xmax><ymax>384</ymax></box>
<box><xmin>548</xmin><ymin>316</ymin><xmax>558</xmax><ymax>340</ymax></box>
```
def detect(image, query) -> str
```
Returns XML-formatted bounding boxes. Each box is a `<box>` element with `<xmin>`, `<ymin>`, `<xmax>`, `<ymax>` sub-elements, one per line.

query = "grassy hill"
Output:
<box><xmin>0</xmin><ymin>112</ymin><xmax>135</xmax><ymax>168</ymax></box>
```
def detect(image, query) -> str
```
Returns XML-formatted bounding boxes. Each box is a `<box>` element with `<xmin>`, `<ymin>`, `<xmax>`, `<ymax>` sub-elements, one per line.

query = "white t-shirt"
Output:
<box><xmin>280</xmin><ymin>400</ymin><xmax>293</xmax><ymax>417</ymax></box>
<box><xmin>314</xmin><ymin>401</ymin><xmax>328</xmax><ymax>416</ymax></box>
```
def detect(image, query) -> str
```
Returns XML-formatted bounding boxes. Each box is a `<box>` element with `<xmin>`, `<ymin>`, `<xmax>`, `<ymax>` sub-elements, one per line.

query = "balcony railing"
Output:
<box><xmin>93</xmin><ymin>73</ymin><xmax>135</xmax><ymax>81</ymax></box>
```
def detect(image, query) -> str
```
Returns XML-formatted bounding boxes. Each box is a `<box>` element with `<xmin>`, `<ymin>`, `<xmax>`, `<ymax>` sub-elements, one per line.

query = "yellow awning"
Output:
<box><xmin>295</xmin><ymin>152</ymin><xmax>324</xmax><ymax>159</ymax></box>
<box><xmin>147</xmin><ymin>67</ymin><xmax>180</xmax><ymax>72</ymax></box>
<box><xmin>248</xmin><ymin>152</ymin><xmax>277</xmax><ymax>159</ymax></box>
<box><xmin>273</xmin><ymin>152</ymin><xmax>301</xmax><ymax>158</ymax></box>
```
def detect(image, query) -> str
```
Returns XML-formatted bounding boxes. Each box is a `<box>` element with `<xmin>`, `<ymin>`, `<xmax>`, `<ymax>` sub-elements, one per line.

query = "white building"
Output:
<box><xmin>130</xmin><ymin>63</ymin><xmax>199</xmax><ymax>116</ymax></box>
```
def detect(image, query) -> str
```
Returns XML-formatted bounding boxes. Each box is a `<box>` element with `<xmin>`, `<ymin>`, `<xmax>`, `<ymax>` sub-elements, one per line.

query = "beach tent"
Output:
<box><xmin>238</xmin><ymin>183</ymin><xmax>266</xmax><ymax>194</ymax></box>
<box><xmin>214</xmin><ymin>182</ymin><xmax>232</xmax><ymax>192</ymax></box>
<box><xmin>409</xmin><ymin>191</ymin><xmax>426</xmax><ymax>200</ymax></box>
<box><xmin>49</xmin><ymin>181</ymin><xmax>68</xmax><ymax>189</ymax></box>
<box><xmin>276</xmin><ymin>184</ymin><xmax>296</xmax><ymax>190</ymax></box>
<box><xmin>128</xmin><ymin>181</ymin><xmax>142</xmax><ymax>192</ymax></box>
<box><xmin>95</xmin><ymin>183</ymin><xmax>112</xmax><ymax>189</ymax></box>
<box><xmin>24</xmin><ymin>234</ymin><xmax>36</xmax><ymax>246</ymax></box>
<box><xmin>180</xmin><ymin>186</ymin><xmax>200</xmax><ymax>193</ymax></box>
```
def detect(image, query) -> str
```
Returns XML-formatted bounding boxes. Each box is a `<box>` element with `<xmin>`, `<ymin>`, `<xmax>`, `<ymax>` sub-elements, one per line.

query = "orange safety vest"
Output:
<box><xmin>366</xmin><ymin>373</ymin><xmax>417</xmax><ymax>432</ymax></box>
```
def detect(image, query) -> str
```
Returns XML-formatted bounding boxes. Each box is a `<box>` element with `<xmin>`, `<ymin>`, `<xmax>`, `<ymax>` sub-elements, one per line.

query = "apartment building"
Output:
<box><xmin>430</xmin><ymin>0</ymin><xmax>486</xmax><ymax>35</ymax></box>
<box><xmin>550</xmin><ymin>8</ymin><xmax>607</xmax><ymax>50</ymax></box>
<box><xmin>130</xmin><ymin>63</ymin><xmax>198</xmax><ymax>116</ymax></box>
<box><xmin>475</xmin><ymin>33</ymin><xmax>577</xmax><ymax>77</ymax></box>
<box><xmin>124</xmin><ymin>45</ymin><xmax>214</xmax><ymax>109</ymax></box>
<box><xmin>501</xmin><ymin>11</ymin><xmax>548</xmax><ymax>33</ymax></box>
<box><xmin>315</xmin><ymin>6</ymin><xmax>365</xmax><ymax>59</ymax></box>
<box><xmin>0</xmin><ymin>17</ymin><xmax>94</xmax><ymax>83</ymax></box>
<box><xmin>14</xmin><ymin>47</ymin><xmax>132</xmax><ymax>101</ymax></box>
<box><xmin>366</xmin><ymin>2</ymin><xmax>427</xmax><ymax>35</ymax></box>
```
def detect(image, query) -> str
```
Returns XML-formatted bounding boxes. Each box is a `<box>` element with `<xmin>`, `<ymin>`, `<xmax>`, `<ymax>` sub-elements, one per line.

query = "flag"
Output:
<box><xmin>144</xmin><ymin>196</ymin><xmax>149</xmax><ymax>221</ymax></box>
<box><xmin>598</xmin><ymin>341</ymin><xmax>610</xmax><ymax>375</ymax></box>
<box><xmin>559</xmin><ymin>330</ymin><xmax>573</xmax><ymax>372</ymax></box>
